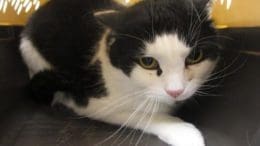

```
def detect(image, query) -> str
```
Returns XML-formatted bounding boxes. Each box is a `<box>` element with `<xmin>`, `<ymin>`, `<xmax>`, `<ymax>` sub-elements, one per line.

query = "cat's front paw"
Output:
<box><xmin>157</xmin><ymin>123</ymin><xmax>205</xmax><ymax>146</ymax></box>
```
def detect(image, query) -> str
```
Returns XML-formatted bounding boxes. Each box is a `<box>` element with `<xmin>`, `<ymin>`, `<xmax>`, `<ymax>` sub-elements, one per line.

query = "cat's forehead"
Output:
<box><xmin>145</xmin><ymin>34</ymin><xmax>191</xmax><ymax>60</ymax></box>
<box><xmin>113</xmin><ymin>0</ymin><xmax>212</xmax><ymax>46</ymax></box>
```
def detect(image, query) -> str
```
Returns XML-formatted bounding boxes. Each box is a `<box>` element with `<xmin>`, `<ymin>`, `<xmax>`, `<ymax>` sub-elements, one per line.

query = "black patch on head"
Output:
<box><xmin>99</xmin><ymin>0</ymin><xmax>219</xmax><ymax>75</ymax></box>
<box><xmin>107</xmin><ymin>33</ymin><xmax>144</xmax><ymax>75</ymax></box>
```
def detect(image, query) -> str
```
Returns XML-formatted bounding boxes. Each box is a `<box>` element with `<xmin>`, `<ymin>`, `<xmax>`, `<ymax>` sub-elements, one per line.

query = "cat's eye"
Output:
<box><xmin>138</xmin><ymin>57</ymin><xmax>159</xmax><ymax>70</ymax></box>
<box><xmin>186</xmin><ymin>49</ymin><xmax>204</xmax><ymax>65</ymax></box>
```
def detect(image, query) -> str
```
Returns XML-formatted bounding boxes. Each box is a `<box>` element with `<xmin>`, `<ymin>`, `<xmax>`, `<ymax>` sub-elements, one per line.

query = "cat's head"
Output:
<box><xmin>96</xmin><ymin>0</ymin><xmax>219</xmax><ymax>104</ymax></box>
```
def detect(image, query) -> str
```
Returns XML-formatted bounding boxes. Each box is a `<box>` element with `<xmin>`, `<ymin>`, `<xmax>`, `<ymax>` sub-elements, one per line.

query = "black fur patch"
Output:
<box><xmin>23</xmin><ymin>0</ymin><xmax>123</xmax><ymax>71</ymax></box>
<box><xmin>30</xmin><ymin>62</ymin><xmax>106</xmax><ymax>106</ymax></box>
<box><xmin>102</xmin><ymin>0</ymin><xmax>219</xmax><ymax>75</ymax></box>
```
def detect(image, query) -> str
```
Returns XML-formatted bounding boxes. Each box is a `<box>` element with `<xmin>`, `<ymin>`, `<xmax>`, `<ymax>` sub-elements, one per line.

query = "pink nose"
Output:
<box><xmin>166</xmin><ymin>89</ymin><xmax>184</xmax><ymax>98</ymax></box>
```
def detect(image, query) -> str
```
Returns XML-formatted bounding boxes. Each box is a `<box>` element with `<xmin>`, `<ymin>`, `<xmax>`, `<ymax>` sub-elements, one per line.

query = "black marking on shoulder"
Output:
<box><xmin>29</xmin><ymin>61</ymin><xmax>107</xmax><ymax>106</ymax></box>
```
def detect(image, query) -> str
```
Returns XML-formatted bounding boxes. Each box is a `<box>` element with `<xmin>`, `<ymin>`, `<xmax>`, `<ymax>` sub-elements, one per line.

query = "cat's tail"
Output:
<box><xmin>29</xmin><ymin>70</ymin><xmax>84</xmax><ymax>105</ymax></box>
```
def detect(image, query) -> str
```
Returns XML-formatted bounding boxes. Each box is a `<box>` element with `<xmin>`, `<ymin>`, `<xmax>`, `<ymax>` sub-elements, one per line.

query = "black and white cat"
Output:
<box><xmin>19</xmin><ymin>0</ymin><xmax>220</xmax><ymax>145</ymax></box>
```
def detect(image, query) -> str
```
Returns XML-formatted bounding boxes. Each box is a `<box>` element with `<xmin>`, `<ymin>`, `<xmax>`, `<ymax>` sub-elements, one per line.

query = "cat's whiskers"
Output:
<box><xmin>187</xmin><ymin>0</ymin><xmax>201</xmax><ymax>42</ymax></box>
<box><xmin>189</xmin><ymin>14</ymin><xmax>209</xmax><ymax>44</ymax></box>
<box><xmin>195</xmin><ymin>41</ymin><xmax>223</xmax><ymax>49</ymax></box>
<box><xmin>114</xmin><ymin>95</ymin><xmax>154</xmax><ymax>146</ymax></box>
<box><xmin>195</xmin><ymin>90</ymin><xmax>221</xmax><ymax>97</ymax></box>
<box><xmin>92</xmin><ymin>95</ymin><xmax>143</xmax><ymax>119</ymax></box>
<box><xmin>191</xmin><ymin>80</ymin><xmax>220</xmax><ymax>95</ymax></box>
<box><xmin>196</xmin><ymin>35</ymin><xmax>233</xmax><ymax>44</ymax></box>
<box><xmin>123</xmin><ymin>96</ymin><xmax>155</xmax><ymax>146</ymax></box>
<box><xmin>73</xmin><ymin>89</ymin><xmax>149</xmax><ymax>120</ymax></box>
<box><xmin>192</xmin><ymin>78</ymin><xmax>222</xmax><ymax>88</ymax></box>
<box><xmin>95</xmin><ymin>96</ymin><xmax>152</xmax><ymax>146</ymax></box>
<box><xmin>199</xmin><ymin>83</ymin><xmax>220</xmax><ymax>88</ymax></box>
<box><xmin>88</xmin><ymin>89</ymin><xmax>150</xmax><ymax>118</ymax></box>
<box><xmin>191</xmin><ymin>34</ymin><xmax>231</xmax><ymax>49</ymax></box>
<box><xmin>189</xmin><ymin>0</ymin><xmax>202</xmax><ymax>22</ymax></box>
<box><xmin>149</xmin><ymin>0</ymin><xmax>155</xmax><ymax>39</ymax></box>
<box><xmin>120</xmin><ymin>95</ymin><xmax>157</xmax><ymax>145</ymax></box>
<box><xmin>135</xmin><ymin>97</ymin><xmax>159</xmax><ymax>146</ymax></box>
<box><xmin>199</xmin><ymin>84</ymin><xmax>221</xmax><ymax>91</ymax></box>
<box><xmin>191</xmin><ymin>80</ymin><xmax>223</xmax><ymax>97</ymax></box>
<box><xmin>205</xmin><ymin>57</ymin><xmax>247</xmax><ymax>82</ymax></box>
<box><xmin>116</xmin><ymin>33</ymin><xmax>145</xmax><ymax>42</ymax></box>
<box><xmin>189</xmin><ymin>5</ymin><xmax>209</xmax><ymax>44</ymax></box>
<box><xmin>190</xmin><ymin>53</ymin><xmax>244</xmax><ymax>94</ymax></box>
<box><xmin>208</xmin><ymin>53</ymin><xmax>242</xmax><ymax>78</ymax></box>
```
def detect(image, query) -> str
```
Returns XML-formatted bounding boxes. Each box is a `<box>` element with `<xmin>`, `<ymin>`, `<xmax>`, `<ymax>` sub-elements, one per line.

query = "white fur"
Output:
<box><xmin>19</xmin><ymin>37</ymin><xmax>52</xmax><ymax>77</ymax></box>
<box><xmin>54</xmin><ymin>32</ymin><xmax>217</xmax><ymax>146</ymax></box>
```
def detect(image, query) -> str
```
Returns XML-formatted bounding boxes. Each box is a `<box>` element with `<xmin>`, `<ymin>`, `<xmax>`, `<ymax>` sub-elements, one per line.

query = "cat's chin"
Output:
<box><xmin>153</xmin><ymin>94</ymin><xmax>177</xmax><ymax>106</ymax></box>
<box><xmin>174</xmin><ymin>96</ymin><xmax>192</xmax><ymax>102</ymax></box>
<box><xmin>164</xmin><ymin>95</ymin><xmax>190</xmax><ymax>103</ymax></box>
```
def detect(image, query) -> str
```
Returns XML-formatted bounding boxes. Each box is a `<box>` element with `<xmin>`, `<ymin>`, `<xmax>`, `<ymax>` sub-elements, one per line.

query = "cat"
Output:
<box><xmin>19</xmin><ymin>0</ymin><xmax>220</xmax><ymax>145</ymax></box>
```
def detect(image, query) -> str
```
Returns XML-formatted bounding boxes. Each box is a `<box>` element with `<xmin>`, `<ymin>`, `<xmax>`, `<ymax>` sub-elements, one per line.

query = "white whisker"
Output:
<box><xmin>209</xmin><ymin>53</ymin><xmax>242</xmax><ymax>78</ymax></box>
<box><xmin>95</xmin><ymin>97</ymin><xmax>151</xmax><ymax>146</ymax></box>
<box><xmin>88</xmin><ymin>89</ymin><xmax>149</xmax><ymax>118</ymax></box>
<box><xmin>206</xmin><ymin>58</ymin><xmax>247</xmax><ymax>82</ymax></box>
<box><xmin>195</xmin><ymin>90</ymin><xmax>221</xmax><ymax>97</ymax></box>
<box><xmin>135</xmin><ymin>97</ymin><xmax>158</xmax><ymax>146</ymax></box>
<box><xmin>117</xmin><ymin>33</ymin><xmax>145</xmax><ymax>42</ymax></box>
<box><xmin>115</xmin><ymin>96</ymin><xmax>154</xmax><ymax>146</ymax></box>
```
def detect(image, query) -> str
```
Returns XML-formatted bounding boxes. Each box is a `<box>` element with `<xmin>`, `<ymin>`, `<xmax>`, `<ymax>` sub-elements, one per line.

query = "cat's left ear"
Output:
<box><xmin>94</xmin><ymin>10</ymin><xmax>122</xmax><ymax>30</ymax></box>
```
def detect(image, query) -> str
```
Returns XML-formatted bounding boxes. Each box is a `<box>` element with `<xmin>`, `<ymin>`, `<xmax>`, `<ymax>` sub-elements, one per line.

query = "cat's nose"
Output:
<box><xmin>166</xmin><ymin>89</ymin><xmax>184</xmax><ymax>98</ymax></box>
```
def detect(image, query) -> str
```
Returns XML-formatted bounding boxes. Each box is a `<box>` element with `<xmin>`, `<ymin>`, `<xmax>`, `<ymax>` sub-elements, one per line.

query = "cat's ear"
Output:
<box><xmin>94</xmin><ymin>10</ymin><xmax>122</xmax><ymax>30</ymax></box>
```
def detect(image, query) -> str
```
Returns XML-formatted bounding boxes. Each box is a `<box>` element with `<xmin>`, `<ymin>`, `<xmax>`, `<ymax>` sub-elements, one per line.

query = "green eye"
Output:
<box><xmin>138</xmin><ymin>57</ymin><xmax>159</xmax><ymax>70</ymax></box>
<box><xmin>186</xmin><ymin>49</ymin><xmax>204</xmax><ymax>65</ymax></box>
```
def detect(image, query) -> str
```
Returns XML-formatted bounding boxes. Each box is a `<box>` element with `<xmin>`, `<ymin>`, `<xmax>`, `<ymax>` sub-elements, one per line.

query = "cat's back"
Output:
<box><xmin>20</xmin><ymin>0</ymin><xmax>121</xmax><ymax>72</ymax></box>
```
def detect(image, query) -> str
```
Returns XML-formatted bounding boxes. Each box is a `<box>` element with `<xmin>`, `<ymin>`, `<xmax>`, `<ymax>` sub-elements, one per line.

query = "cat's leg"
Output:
<box><xmin>58</xmin><ymin>96</ymin><xmax>205</xmax><ymax>146</ymax></box>
<box><xmin>30</xmin><ymin>70</ymin><xmax>86</xmax><ymax>104</ymax></box>
<box><xmin>142</xmin><ymin>114</ymin><xmax>205</xmax><ymax>146</ymax></box>
<box><xmin>97</xmin><ymin>113</ymin><xmax>205</xmax><ymax>146</ymax></box>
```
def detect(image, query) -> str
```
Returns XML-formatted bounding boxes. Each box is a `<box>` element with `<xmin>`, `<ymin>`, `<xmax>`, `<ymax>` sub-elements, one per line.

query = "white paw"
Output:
<box><xmin>157</xmin><ymin>123</ymin><xmax>205</xmax><ymax>146</ymax></box>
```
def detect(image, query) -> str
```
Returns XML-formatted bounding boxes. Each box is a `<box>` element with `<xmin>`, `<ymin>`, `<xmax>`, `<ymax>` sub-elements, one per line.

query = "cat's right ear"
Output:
<box><xmin>94</xmin><ymin>10</ymin><xmax>121</xmax><ymax>30</ymax></box>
